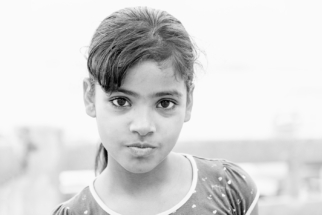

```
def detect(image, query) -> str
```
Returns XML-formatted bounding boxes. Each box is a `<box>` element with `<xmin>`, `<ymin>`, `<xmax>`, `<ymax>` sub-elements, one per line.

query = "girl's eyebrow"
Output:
<box><xmin>153</xmin><ymin>91</ymin><xmax>182</xmax><ymax>98</ymax></box>
<box><xmin>115</xmin><ymin>88</ymin><xmax>182</xmax><ymax>98</ymax></box>
<box><xmin>115</xmin><ymin>89</ymin><xmax>139</xmax><ymax>97</ymax></box>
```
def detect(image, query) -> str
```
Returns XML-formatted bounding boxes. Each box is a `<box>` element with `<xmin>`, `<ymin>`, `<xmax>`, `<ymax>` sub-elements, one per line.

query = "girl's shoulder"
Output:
<box><xmin>191</xmin><ymin>154</ymin><xmax>256</xmax><ymax>182</ymax></box>
<box><xmin>186</xmin><ymin>154</ymin><xmax>259</xmax><ymax>214</ymax></box>
<box><xmin>52</xmin><ymin>186</ymin><xmax>106</xmax><ymax>215</ymax></box>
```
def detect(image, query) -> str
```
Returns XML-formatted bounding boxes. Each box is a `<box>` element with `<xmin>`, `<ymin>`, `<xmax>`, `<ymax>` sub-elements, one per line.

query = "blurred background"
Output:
<box><xmin>0</xmin><ymin>0</ymin><xmax>322</xmax><ymax>214</ymax></box>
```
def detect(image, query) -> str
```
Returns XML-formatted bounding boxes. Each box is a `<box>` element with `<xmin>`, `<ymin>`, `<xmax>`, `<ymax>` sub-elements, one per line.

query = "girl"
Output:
<box><xmin>53</xmin><ymin>7</ymin><xmax>259</xmax><ymax>215</ymax></box>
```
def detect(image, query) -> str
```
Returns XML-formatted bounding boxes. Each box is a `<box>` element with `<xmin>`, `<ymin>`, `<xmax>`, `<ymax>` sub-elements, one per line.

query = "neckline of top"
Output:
<box><xmin>88</xmin><ymin>153</ymin><xmax>198</xmax><ymax>215</ymax></box>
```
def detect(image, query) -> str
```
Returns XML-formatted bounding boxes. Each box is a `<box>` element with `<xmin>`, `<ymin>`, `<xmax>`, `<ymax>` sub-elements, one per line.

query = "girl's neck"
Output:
<box><xmin>93</xmin><ymin>152</ymin><xmax>193</xmax><ymax>214</ymax></box>
<box><xmin>98</xmin><ymin>152</ymin><xmax>184</xmax><ymax>196</ymax></box>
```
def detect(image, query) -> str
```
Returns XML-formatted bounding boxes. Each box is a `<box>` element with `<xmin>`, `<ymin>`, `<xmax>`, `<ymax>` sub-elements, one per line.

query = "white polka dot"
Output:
<box><xmin>222</xmin><ymin>193</ymin><xmax>226</xmax><ymax>197</ymax></box>
<box><xmin>227</xmin><ymin>180</ymin><xmax>232</xmax><ymax>184</ymax></box>
<box><xmin>218</xmin><ymin>177</ymin><xmax>222</xmax><ymax>181</ymax></box>
<box><xmin>84</xmin><ymin>210</ymin><xmax>88</xmax><ymax>214</ymax></box>
<box><xmin>192</xmin><ymin>204</ymin><xmax>196</xmax><ymax>208</ymax></box>
<box><xmin>223</xmin><ymin>167</ymin><xmax>227</xmax><ymax>171</ymax></box>
<box><xmin>213</xmin><ymin>210</ymin><xmax>217</xmax><ymax>214</ymax></box>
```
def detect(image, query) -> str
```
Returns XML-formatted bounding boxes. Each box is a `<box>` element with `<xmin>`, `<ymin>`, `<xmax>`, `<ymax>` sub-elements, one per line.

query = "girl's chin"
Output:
<box><xmin>123</xmin><ymin>163</ymin><xmax>159</xmax><ymax>174</ymax></box>
<box><xmin>121</xmin><ymin>159</ymin><xmax>164</xmax><ymax>174</ymax></box>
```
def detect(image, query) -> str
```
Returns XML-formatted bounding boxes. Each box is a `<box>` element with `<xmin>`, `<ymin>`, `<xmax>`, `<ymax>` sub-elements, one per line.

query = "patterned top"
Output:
<box><xmin>52</xmin><ymin>154</ymin><xmax>259</xmax><ymax>215</ymax></box>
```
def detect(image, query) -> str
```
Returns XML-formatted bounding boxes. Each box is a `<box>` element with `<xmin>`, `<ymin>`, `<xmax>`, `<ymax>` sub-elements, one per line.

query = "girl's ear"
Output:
<box><xmin>184</xmin><ymin>84</ymin><xmax>194</xmax><ymax>122</ymax></box>
<box><xmin>83</xmin><ymin>78</ymin><xmax>96</xmax><ymax>118</ymax></box>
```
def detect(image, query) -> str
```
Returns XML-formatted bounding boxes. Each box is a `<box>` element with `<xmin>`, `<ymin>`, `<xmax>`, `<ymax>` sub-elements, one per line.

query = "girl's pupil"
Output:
<box><xmin>117</xmin><ymin>98</ymin><xmax>126</xmax><ymax>106</ymax></box>
<box><xmin>161</xmin><ymin>100</ymin><xmax>170</xmax><ymax>108</ymax></box>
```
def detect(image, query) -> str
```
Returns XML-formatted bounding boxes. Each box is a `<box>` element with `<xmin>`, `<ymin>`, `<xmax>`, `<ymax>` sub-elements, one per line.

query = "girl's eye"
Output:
<box><xmin>157</xmin><ymin>100</ymin><xmax>175</xmax><ymax>109</ymax></box>
<box><xmin>111</xmin><ymin>98</ymin><xmax>130</xmax><ymax>107</ymax></box>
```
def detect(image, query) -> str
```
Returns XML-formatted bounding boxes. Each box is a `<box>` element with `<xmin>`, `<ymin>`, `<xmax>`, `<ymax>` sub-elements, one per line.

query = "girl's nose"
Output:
<box><xmin>129</xmin><ymin>108</ymin><xmax>156</xmax><ymax>137</ymax></box>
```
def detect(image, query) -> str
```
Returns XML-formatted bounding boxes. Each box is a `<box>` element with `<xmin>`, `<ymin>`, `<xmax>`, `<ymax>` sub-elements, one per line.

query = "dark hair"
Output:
<box><xmin>89</xmin><ymin>7</ymin><xmax>198</xmax><ymax>175</ymax></box>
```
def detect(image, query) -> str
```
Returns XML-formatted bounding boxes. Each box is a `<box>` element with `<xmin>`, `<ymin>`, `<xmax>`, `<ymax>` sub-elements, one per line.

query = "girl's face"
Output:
<box><xmin>84</xmin><ymin>60</ymin><xmax>193</xmax><ymax>174</ymax></box>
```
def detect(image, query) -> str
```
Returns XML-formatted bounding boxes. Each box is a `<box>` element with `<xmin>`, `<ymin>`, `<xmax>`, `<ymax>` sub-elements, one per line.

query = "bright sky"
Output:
<box><xmin>1</xmin><ymin>0</ymin><xmax>321</xmax><ymax>143</ymax></box>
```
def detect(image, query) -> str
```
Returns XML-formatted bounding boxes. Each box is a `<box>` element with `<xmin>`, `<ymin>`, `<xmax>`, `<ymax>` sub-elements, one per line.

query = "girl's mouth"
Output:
<box><xmin>127</xmin><ymin>143</ymin><xmax>155</xmax><ymax>156</ymax></box>
<box><xmin>127</xmin><ymin>143</ymin><xmax>155</xmax><ymax>148</ymax></box>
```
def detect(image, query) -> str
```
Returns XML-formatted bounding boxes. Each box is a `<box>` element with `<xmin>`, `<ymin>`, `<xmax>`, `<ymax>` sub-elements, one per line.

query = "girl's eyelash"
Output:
<box><xmin>109</xmin><ymin>97</ymin><xmax>131</xmax><ymax>108</ymax></box>
<box><xmin>108</xmin><ymin>97</ymin><xmax>177</xmax><ymax>109</ymax></box>
<box><xmin>157</xmin><ymin>99</ymin><xmax>177</xmax><ymax>110</ymax></box>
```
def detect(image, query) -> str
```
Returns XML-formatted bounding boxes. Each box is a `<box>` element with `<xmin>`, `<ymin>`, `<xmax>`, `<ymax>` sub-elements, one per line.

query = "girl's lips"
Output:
<box><xmin>127</xmin><ymin>143</ymin><xmax>156</xmax><ymax>148</ymax></box>
<box><xmin>128</xmin><ymin>146</ymin><xmax>154</xmax><ymax>157</ymax></box>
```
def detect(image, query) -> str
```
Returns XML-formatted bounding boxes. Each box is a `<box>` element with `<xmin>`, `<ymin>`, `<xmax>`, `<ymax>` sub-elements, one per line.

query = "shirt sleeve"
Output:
<box><xmin>221</xmin><ymin>160</ymin><xmax>259</xmax><ymax>215</ymax></box>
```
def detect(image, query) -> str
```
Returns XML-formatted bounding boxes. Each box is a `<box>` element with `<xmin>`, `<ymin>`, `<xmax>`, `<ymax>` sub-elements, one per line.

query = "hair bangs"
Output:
<box><xmin>87</xmin><ymin>7</ymin><xmax>197</xmax><ymax>94</ymax></box>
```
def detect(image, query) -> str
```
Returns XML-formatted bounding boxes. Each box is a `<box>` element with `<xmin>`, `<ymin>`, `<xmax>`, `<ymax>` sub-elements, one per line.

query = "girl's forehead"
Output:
<box><xmin>120</xmin><ymin>60</ymin><xmax>186</xmax><ymax>93</ymax></box>
<box><xmin>125</xmin><ymin>61</ymin><xmax>182</xmax><ymax>83</ymax></box>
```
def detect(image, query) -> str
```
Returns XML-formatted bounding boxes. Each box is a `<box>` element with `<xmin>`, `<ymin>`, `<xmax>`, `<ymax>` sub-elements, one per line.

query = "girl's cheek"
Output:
<box><xmin>157</xmin><ymin>111</ymin><xmax>176</xmax><ymax>119</ymax></box>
